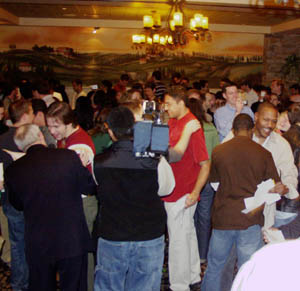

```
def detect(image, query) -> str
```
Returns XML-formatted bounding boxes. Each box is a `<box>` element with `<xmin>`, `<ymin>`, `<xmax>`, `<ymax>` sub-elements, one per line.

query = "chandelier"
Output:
<box><xmin>131</xmin><ymin>0</ymin><xmax>211</xmax><ymax>54</ymax></box>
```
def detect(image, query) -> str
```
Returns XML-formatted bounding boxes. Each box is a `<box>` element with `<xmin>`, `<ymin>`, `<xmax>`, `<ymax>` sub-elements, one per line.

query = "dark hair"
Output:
<box><xmin>106</xmin><ymin>106</ymin><xmax>134</xmax><ymax>140</ymax></box>
<box><xmin>73</xmin><ymin>79</ymin><xmax>83</xmax><ymax>86</ymax></box>
<box><xmin>152</xmin><ymin>70</ymin><xmax>162</xmax><ymax>81</ymax></box>
<box><xmin>74</xmin><ymin>96</ymin><xmax>94</xmax><ymax>131</ymax></box>
<box><xmin>165</xmin><ymin>87</ymin><xmax>188</xmax><ymax>106</ymax></box>
<box><xmin>192</xmin><ymin>81</ymin><xmax>201</xmax><ymax>90</ymax></box>
<box><xmin>9</xmin><ymin>99</ymin><xmax>32</xmax><ymax>124</ymax></box>
<box><xmin>46</xmin><ymin>101</ymin><xmax>77</xmax><ymax>127</ymax></box>
<box><xmin>3</xmin><ymin>83</ymin><xmax>17</xmax><ymax>97</ymax></box>
<box><xmin>172</xmin><ymin>72</ymin><xmax>181</xmax><ymax>80</ymax></box>
<box><xmin>89</xmin><ymin>107</ymin><xmax>112</xmax><ymax>136</ymax></box>
<box><xmin>120</xmin><ymin>74</ymin><xmax>130</xmax><ymax>81</ymax></box>
<box><xmin>241</xmin><ymin>80</ymin><xmax>252</xmax><ymax>89</ymax></box>
<box><xmin>198</xmin><ymin>80</ymin><xmax>208</xmax><ymax>89</ymax></box>
<box><xmin>19</xmin><ymin>81</ymin><xmax>33</xmax><ymax>99</ymax></box>
<box><xmin>36</xmin><ymin>80</ymin><xmax>50</xmax><ymax>95</ymax></box>
<box><xmin>102</xmin><ymin>80</ymin><xmax>113</xmax><ymax>89</ymax></box>
<box><xmin>232</xmin><ymin>113</ymin><xmax>254</xmax><ymax>132</ymax></box>
<box><xmin>222</xmin><ymin>82</ymin><xmax>238</xmax><ymax>94</ymax></box>
<box><xmin>31</xmin><ymin>98</ymin><xmax>47</xmax><ymax>115</ymax></box>
<box><xmin>187</xmin><ymin>98</ymin><xmax>207</xmax><ymax>127</ymax></box>
<box><xmin>144</xmin><ymin>82</ymin><xmax>156</xmax><ymax>91</ymax></box>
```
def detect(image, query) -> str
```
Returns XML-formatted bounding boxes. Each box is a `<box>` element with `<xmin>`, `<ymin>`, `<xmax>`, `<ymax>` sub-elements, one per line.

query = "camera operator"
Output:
<box><xmin>93</xmin><ymin>106</ymin><xmax>168</xmax><ymax>291</ymax></box>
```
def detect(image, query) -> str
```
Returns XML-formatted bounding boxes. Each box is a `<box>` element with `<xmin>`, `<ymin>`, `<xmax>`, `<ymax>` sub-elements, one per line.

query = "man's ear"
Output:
<box><xmin>108</xmin><ymin>128</ymin><xmax>117</xmax><ymax>142</ymax></box>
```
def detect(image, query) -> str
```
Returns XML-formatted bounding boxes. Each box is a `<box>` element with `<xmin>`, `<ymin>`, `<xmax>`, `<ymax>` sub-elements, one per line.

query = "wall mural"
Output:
<box><xmin>0</xmin><ymin>26</ymin><xmax>264</xmax><ymax>87</ymax></box>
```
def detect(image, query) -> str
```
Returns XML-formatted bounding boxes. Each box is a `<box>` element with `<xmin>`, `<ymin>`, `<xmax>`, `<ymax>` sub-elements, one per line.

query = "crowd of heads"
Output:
<box><xmin>0</xmin><ymin>74</ymin><xmax>299</xmax><ymax>142</ymax></box>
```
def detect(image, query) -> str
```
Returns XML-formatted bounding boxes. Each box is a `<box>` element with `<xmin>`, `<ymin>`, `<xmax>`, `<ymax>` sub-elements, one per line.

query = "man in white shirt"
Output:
<box><xmin>71</xmin><ymin>79</ymin><xmax>87</xmax><ymax>109</ymax></box>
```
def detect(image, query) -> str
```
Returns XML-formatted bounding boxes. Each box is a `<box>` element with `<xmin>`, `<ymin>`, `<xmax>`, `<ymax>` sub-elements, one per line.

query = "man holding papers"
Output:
<box><xmin>202</xmin><ymin>114</ymin><xmax>287</xmax><ymax>291</ymax></box>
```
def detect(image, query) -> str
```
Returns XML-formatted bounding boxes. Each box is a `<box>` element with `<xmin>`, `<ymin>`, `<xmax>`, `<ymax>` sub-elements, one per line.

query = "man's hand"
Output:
<box><xmin>262</xmin><ymin>227</ymin><xmax>279</xmax><ymax>244</ymax></box>
<box><xmin>0</xmin><ymin>180</ymin><xmax>3</xmax><ymax>191</ymax></box>
<box><xmin>235</xmin><ymin>97</ymin><xmax>244</xmax><ymax>114</ymax></box>
<box><xmin>185</xmin><ymin>192</ymin><xmax>199</xmax><ymax>208</ymax></box>
<box><xmin>78</xmin><ymin>150</ymin><xmax>90</xmax><ymax>167</ymax></box>
<box><xmin>269</xmin><ymin>182</ymin><xmax>289</xmax><ymax>196</ymax></box>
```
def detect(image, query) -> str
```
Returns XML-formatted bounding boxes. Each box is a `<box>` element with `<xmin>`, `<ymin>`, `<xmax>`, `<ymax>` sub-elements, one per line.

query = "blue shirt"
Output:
<box><xmin>214</xmin><ymin>103</ymin><xmax>254</xmax><ymax>141</ymax></box>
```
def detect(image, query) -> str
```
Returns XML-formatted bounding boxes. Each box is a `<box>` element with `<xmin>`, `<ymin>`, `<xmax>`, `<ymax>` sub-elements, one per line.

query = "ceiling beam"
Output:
<box><xmin>0</xmin><ymin>7</ymin><xmax>19</xmax><ymax>24</ymax></box>
<box><xmin>18</xmin><ymin>16</ymin><xmax>270</xmax><ymax>34</ymax></box>
<box><xmin>271</xmin><ymin>18</ymin><xmax>300</xmax><ymax>33</ymax></box>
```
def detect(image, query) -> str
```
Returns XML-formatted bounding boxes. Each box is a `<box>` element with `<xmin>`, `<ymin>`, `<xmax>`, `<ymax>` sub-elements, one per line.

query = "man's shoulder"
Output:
<box><xmin>66</xmin><ymin>127</ymin><xmax>94</xmax><ymax>149</ymax></box>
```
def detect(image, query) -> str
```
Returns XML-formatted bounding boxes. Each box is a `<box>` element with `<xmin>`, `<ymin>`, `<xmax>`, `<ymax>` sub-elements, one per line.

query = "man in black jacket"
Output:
<box><xmin>93</xmin><ymin>107</ymin><xmax>167</xmax><ymax>291</ymax></box>
<box><xmin>5</xmin><ymin>124</ymin><xmax>96</xmax><ymax>291</ymax></box>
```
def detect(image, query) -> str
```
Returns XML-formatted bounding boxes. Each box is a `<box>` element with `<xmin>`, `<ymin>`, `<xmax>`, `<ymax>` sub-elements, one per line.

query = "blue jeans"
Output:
<box><xmin>194</xmin><ymin>183</ymin><xmax>215</xmax><ymax>261</ymax></box>
<box><xmin>3</xmin><ymin>202</ymin><xmax>29</xmax><ymax>291</ymax></box>
<box><xmin>94</xmin><ymin>235</ymin><xmax>165</xmax><ymax>291</ymax></box>
<box><xmin>201</xmin><ymin>225</ymin><xmax>263</xmax><ymax>291</ymax></box>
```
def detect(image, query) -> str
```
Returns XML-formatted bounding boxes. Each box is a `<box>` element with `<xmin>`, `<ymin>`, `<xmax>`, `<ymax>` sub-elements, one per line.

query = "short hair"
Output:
<box><xmin>73</xmin><ymin>79</ymin><xmax>83</xmax><ymax>86</ymax></box>
<box><xmin>14</xmin><ymin>124</ymin><xmax>41</xmax><ymax>152</ymax></box>
<box><xmin>165</xmin><ymin>87</ymin><xmax>188</xmax><ymax>106</ymax></box>
<box><xmin>31</xmin><ymin>98</ymin><xmax>47</xmax><ymax>115</ymax></box>
<box><xmin>101</xmin><ymin>80</ymin><xmax>112</xmax><ymax>89</ymax></box>
<box><xmin>106</xmin><ymin>106</ymin><xmax>134</xmax><ymax>140</ymax></box>
<box><xmin>36</xmin><ymin>80</ymin><xmax>50</xmax><ymax>95</ymax></box>
<box><xmin>9</xmin><ymin>99</ymin><xmax>32</xmax><ymax>124</ymax></box>
<box><xmin>241</xmin><ymin>80</ymin><xmax>252</xmax><ymax>88</ymax></box>
<box><xmin>120</xmin><ymin>74</ymin><xmax>130</xmax><ymax>81</ymax></box>
<box><xmin>222</xmin><ymin>82</ymin><xmax>238</xmax><ymax>94</ymax></box>
<box><xmin>257</xmin><ymin>102</ymin><xmax>278</xmax><ymax>114</ymax></box>
<box><xmin>172</xmin><ymin>72</ymin><xmax>181</xmax><ymax>80</ymax></box>
<box><xmin>232</xmin><ymin>114</ymin><xmax>254</xmax><ymax>132</ymax></box>
<box><xmin>199</xmin><ymin>80</ymin><xmax>208</xmax><ymax>89</ymax></box>
<box><xmin>46</xmin><ymin>101</ymin><xmax>77</xmax><ymax>127</ymax></box>
<box><xmin>152</xmin><ymin>70</ymin><xmax>162</xmax><ymax>81</ymax></box>
<box><xmin>144</xmin><ymin>82</ymin><xmax>156</xmax><ymax>91</ymax></box>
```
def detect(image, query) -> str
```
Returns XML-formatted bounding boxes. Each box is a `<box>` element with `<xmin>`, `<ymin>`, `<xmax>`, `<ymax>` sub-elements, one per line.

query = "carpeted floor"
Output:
<box><xmin>0</xmin><ymin>240</ymin><xmax>207</xmax><ymax>291</ymax></box>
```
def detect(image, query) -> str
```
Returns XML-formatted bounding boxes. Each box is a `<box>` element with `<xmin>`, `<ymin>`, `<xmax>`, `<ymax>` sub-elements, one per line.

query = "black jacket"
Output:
<box><xmin>5</xmin><ymin>144</ymin><xmax>96</xmax><ymax>259</ymax></box>
<box><xmin>94</xmin><ymin>140</ymin><xmax>166</xmax><ymax>241</ymax></box>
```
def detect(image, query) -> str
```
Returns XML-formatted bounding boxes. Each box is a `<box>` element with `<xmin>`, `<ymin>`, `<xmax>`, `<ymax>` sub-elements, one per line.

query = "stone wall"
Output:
<box><xmin>263</xmin><ymin>30</ymin><xmax>300</xmax><ymax>87</ymax></box>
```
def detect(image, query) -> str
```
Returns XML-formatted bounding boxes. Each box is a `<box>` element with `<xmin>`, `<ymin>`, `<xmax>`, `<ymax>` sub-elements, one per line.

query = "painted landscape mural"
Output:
<box><xmin>0</xmin><ymin>26</ymin><xmax>264</xmax><ymax>86</ymax></box>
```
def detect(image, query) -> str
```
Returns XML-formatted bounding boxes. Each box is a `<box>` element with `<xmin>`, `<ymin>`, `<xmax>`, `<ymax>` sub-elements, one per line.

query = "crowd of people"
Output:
<box><xmin>0</xmin><ymin>71</ymin><xmax>299</xmax><ymax>291</ymax></box>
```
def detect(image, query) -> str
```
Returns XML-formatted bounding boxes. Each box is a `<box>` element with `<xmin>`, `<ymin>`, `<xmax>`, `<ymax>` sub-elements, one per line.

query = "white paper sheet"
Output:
<box><xmin>242</xmin><ymin>179</ymin><xmax>280</xmax><ymax>214</ymax></box>
<box><xmin>263</xmin><ymin>228</ymin><xmax>285</xmax><ymax>243</ymax></box>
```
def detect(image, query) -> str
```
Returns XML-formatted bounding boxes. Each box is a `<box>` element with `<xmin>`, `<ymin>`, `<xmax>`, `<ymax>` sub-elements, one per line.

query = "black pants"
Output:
<box><xmin>27</xmin><ymin>253</ymin><xmax>88</xmax><ymax>291</ymax></box>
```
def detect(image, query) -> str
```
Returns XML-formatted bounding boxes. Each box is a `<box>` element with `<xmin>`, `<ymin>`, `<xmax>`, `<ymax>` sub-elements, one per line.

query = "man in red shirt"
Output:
<box><xmin>164</xmin><ymin>87</ymin><xmax>210</xmax><ymax>291</ymax></box>
<box><xmin>46</xmin><ymin>102</ymin><xmax>97</xmax><ymax>291</ymax></box>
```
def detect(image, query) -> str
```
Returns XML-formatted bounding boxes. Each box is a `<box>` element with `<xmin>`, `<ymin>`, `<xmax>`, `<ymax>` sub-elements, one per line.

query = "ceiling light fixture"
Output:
<box><xmin>132</xmin><ymin>0</ymin><xmax>211</xmax><ymax>54</ymax></box>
